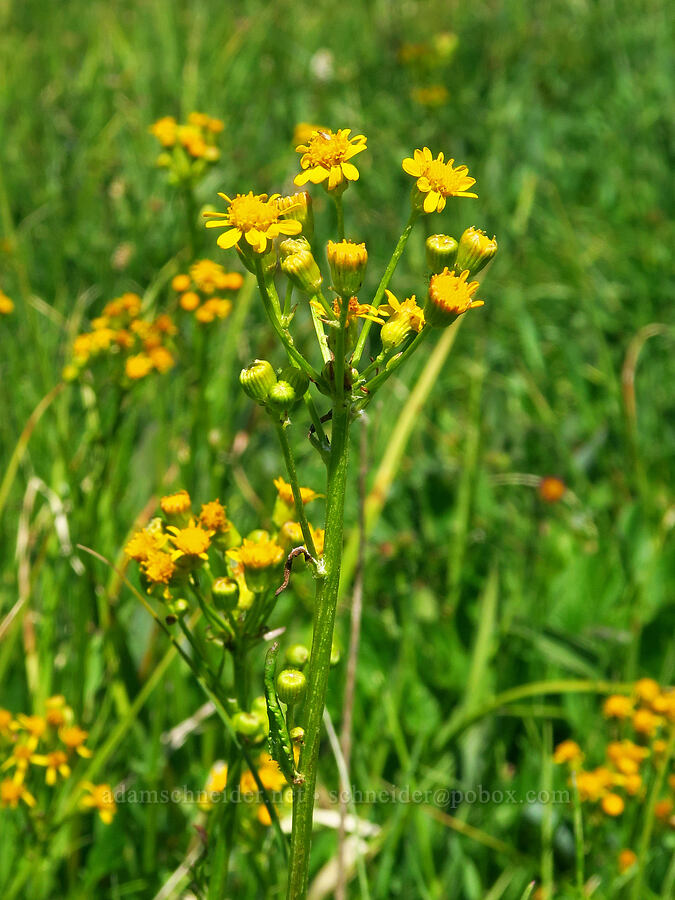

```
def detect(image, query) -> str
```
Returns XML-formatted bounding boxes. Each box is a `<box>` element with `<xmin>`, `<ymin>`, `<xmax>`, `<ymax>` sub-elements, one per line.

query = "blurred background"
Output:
<box><xmin>1</xmin><ymin>0</ymin><xmax>674</xmax><ymax>896</ymax></box>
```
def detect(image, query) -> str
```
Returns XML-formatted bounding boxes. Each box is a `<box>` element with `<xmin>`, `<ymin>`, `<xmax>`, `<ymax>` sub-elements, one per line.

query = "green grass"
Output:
<box><xmin>1</xmin><ymin>0</ymin><xmax>674</xmax><ymax>897</ymax></box>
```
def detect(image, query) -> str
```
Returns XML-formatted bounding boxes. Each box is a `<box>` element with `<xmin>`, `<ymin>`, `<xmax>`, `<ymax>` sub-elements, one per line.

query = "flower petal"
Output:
<box><xmin>341</xmin><ymin>162</ymin><xmax>360</xmax><ymax>181</ymax></box>
<box><xmin>423</xmin><ymin>191</ymin><xmax>439</xmax><ymax>213</ymax></box>
<box><xmin>216</xmin><ymin>228</ymin><xmax>241</xmax><ymax>249</ymax></box>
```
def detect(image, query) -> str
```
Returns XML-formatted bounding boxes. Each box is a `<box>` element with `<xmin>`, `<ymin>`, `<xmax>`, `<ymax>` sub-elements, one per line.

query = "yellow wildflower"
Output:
<box><xmin>618</xmin><ymin>849</ymin><xmax>637</xmax><ymax>873</ymax></box>
<box><xmin>125</xmin><ymin>354</ymin><xmax>154</xmax><ymax>380</ymax></box>
<box><xmin>142</xmin><ymin>550</ymin><xmax>176</xmax><ymax>588</ymax></box>
<box><xmin>274</xmin><ymin>477</ymin><xmax>319</xmax><ymax>507</ymax></box>
<box><xmin>553</xmin><ymin>740</ymin><xmax>584</xmax><ymax>766</ymax></box>
<box><xmin>426</xmin><ymin>268</ymin><xmax>483</xmax><ymax>326</ymax></box>
<box><xmin>199</xmin><ymin>500</ymin><xmax>229</xmax><ymax>533</ymax></box>
<box><xmin>0</xmin><ymin>709</ymin><xmax>14</xmax><ymax>735</ymax></box>
<box><xmin>402</xmin><ymin>147</ymin><xmax>477</xmax><ymax>213</ymax></box>
<box><xmin>80</xmin><ymin>782</ymin><xmax>117</xmax><ymax>824</ymax></box>
<box><xmin>31</xmin><ymin>750</ymin><xmax>71</xmax><ymax>785</ymax></box>
<box><xmin>167</xmin><ymin>522</ymin><xmax>213</xmax><ymax>562</ymax></box>
<box><xmin>204</xmin><ymin>192</ymin><xmax>301</xmax><ymax>254</ymax></box>
<box><xmin>0</xmin><ymin>290</ymin><xmax>14</xmax><ymax>315</ymax></box>
<box><xmin>200</xmin><ymin>761</ymin><xmax>229</xmax><ymax>810</ymax></box>
<box><xmin>293</xmin><ymin>123</ymin><xmax>328</xmax><ymax>146</ymax></box>
<box><xmin>16</xmin><ymin>714</ymin><xmax>47</xmax><ymax>743</ymax></box>
<box><xmin>229</xmin><ymin>537</ymin><xmax>284</xmax><ymax>571</ymax></box>
<box><xmin>125</xmin><ymin>526</ymin><xmax>166</xmax><ymax>562</ymax></box>
<box><xmin>149</xmin><ymin>346</ymin><xmax>174</xmax><ymax>373</ymax></box>
<box><xmin>60</xmin><ymin>725</ymin><xmax>93</xmax><ymax>758</ymax></box>
<box><xmin>602</xmin><ymin>694</ymin><xmax>633</xmax><ymax>719</ymax></box>
<box><xmin>189</xmin><ymin>259</ymin><xmax>232</xmax><ymax>293</ymax></box>
<box><xmin>171</xmin><ymin>273</ymin><xmax>191</xmax><ymax>292</ymax></box>
<box><xmin>633</xmin><ymin>708</ymin><xmax>660</xmax><ymax>736</ymax></box>
<box><xmin>1</xmin><ymin>742</ymin><xmax>34</xmax><ymax>778</ymax></box>
<box><xmin>150</xmin><ymin>116</ymin><xmax>177</xmax><ymax>147</ymax></box>
<box><xmin>294</xmin><ymin>128</ymin><xmax>367</xmax><ymax>191</ymax></box>
<box><xmin>45</xmin><ymin>695</ymin><xmax>70</xmax><ymax>728</ymax></box>
<box><xmin>179</xmin><ymin>290</ymin><xmax>201</xmax><ymax>311</ymax></box>
<box><xmin>634</xmin><ymin>678</ymin><xmax>660</xmax><ymax>703</ymax></box>
<box><xmin>538</xmin><ymin>476</ymin><xmax>566</xmax><ymax>504</ymax></box>
<box><xmin>160</xmin><ymin>489</ymin><xmax>192</xmax><ymax>517</ymax></box>
<box><xmin>1</xmin><ymin>778</ymin><xmax>36</xmax><ymax>808</ymax></box>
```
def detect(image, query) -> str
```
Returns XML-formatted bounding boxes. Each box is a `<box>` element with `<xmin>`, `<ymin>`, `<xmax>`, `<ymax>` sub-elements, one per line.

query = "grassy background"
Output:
<box><xmin>1</xmin><ymin>0</ymin><xmax>674</xmax><ymax>896</ymax></box>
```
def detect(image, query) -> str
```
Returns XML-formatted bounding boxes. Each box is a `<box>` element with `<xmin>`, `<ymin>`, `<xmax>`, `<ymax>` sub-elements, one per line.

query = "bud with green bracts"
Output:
<box><xmin>276</xmin><ymin>668</ymin><xmax>308</xmax><ymax>704</ymax></box>
<box><xmin>232</xmin><ymin>711</ymin><xmax>266</xmax><ymax>740</ymax></box>
<box><xmin>279</xmin><ymin>236</ymin><xmax>312</xmax><ymax>258</ymax></box>
<box><xmin>211</xmin><ymin>576</ymin><xmax>239</xmax><ymax>611</ymax></box>
<box><xmin>267</xmin><ymin>380</ymin><xmax>297</xmax><ymax>414</ymax></box>
<box><xmin>281</xmin><ymin>249</ymin><xmax>323</xmax><ymax>296</ymax></box>
<box><xmin>426</xmin><ymin>234</ymin><xmax>458</xmax><ymax>273</ymax></box>
<box><xmin>285</xmin><ymin>643</ymin><xmax>310</xmax><ymax>669</ymax></box>
<box><xmin>455</xmin><ymin>226</ymin><xmax>497</xmax><ymax>275</ymax></box>
<box><xmin>381</xmin><ymin>314</ymin><xmax>413</xmax><ymax>351</ymax></box>
<box><xmin>240</xmin><ymin>359</ymin><xmax>277</xmax><ymax>404</ymax></box>
<box><xmin>290</xmin><ymin>726</ymin><xmax>305</xmax><ymax>744</ymax></box>
<box><xmin>279</xmin><ymin>365</ymin><xmax>310</xmax><ymax>398</ymax></box>
<box><xmin>278</xmin><ymin>191</ymin><xmax>314</xmax><ymax>240</ymax></box>
<box><xmin>326</xmin><ymin>240</ymin><xmax>368</xmax><ymax>296</ymax></box>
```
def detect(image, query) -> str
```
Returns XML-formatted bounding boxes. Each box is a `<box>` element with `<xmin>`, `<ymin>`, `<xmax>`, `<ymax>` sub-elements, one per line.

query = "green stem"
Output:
<box><xmin>352</xmin><ymin>209</ymin><xmax>419</xmax><ymax>364</ymax></box>
<box><xmin>254</xmin><ymin>259</ymin><xmax>319</xmax><ymax>383</ymax></box>
<box><xmin>334</xmin><ymin>194</ymin><xmax>345</xmax><ymax>240</ymax></box>
<box><xmin>286</xmin><ymin>400</ymin><xmax>351</xmax><ymax>899</ymax></box>
<box><xmin>274</xmin><ymin>421</ymin><xmax>318</xmax><ymax>560</ymax></box>
<box><xmin>360</xmin><ymin>327</ymin><xmax>432</xmax><ymax>401</ymax></box>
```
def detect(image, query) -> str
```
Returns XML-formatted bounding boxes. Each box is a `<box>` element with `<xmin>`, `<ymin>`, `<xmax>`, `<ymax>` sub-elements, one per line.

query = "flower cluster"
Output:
<box><xmin>201</xmin><ymin>752</ymin><xmax>291</xmax><ymax>826</ymax></box>
<box><xmin>125</xmin><ymin>479</ymin><xmax>322</xmax><ymax>620</ymax></box>
<box><xmin>0</xmin><ymin>289</ymin><xmax>14</xmax><ymax>315</ymax></box>
<box><xmin>65</xmin><ymin>292</ymin><xmax>176</xmax><ymax>383</ymax></box>
<box><xmin>150</xmin><ymin>112</ymin><xmax>223</xmax><ymax>184</ymax></box>
<box><xmin>0</xmin><ymin>696</ymin><xmax>115</xmax><ymax>824</ymax></box>
<box><xmin>171</xmin><ymin>259</ymin><xmax>243</xmax><ymax>323</ymax></box>
<box><xmin>554</xmin><ymin>680</ymin><xmax>675</xmax><ymax>829</ymax></box>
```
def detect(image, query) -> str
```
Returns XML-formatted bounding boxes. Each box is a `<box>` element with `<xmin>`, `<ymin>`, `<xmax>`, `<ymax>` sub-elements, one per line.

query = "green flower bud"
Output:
<box><xmin>281</xmin><ymin>249</ymin><xmax>323</xmax><ymax>296</ymax></box>
<box><xmin>232</xmin><ymin>711</ymin><xmax>265</xmax><ymax>738</ymax></box>
<box><xmin>278</xmin><ymin>192</ymin><xmax>314</xmax><ymax>240</ymax></box>
<box><xmin>330</xmin><ymin>641</ymin><xmax>341</xmax><ymax>667</ymax></box>
<box><xmin>251</xmin><ymin>695</ymin><xmax>268</xmax><ymax>717</ymax></box>
<box><xmin>276</xmin><ymin>669</ymin><xmax>307</xmax><ymax>704</ymax></box>
<box><xmin>279</xmin><ymin>366</ymin><xmax>310</xmax><ymax>398</ymax></box>
<box><xmin>454</xmin><ymin>226</ymin><xmax>498</xmax><ymax>275</ymax></box>
<box><xmin>326</xmin><ymin>240</ymin><xmax>368</xmax><ymax>296</ymax></box>
<box><xmin>211</xmin><ymin>576</ymin><xmax>239</xmax><ymax>611</ymax></box>
<box><xmin>285</xmin><ymin>643</ymin><xmax>310</xmax><ymax>669</ymax></box>
<box><xmin>278</xmin><ymin>236</ymin><xmax>312</xmax><ymax>258</ymax></box>
<box><xmin>380</xmin><ymin>315</ymin><xmax>413</xmax><ymax>351</ymax></box>
<box><xmin>240</xmin><ymin>359</ymin><xmax>277</xmax><ymax>404</ymax></box>
<box><xmin>156</xmin><ymin>152</ymin><xmax>172</xmax><ymax>168</ymax></box>
<box><xmin>267</xmin><ymin>380</ymin><xmax>297</xmax><ymax>414</ymax></box>
<box><xmin>246</xmin><ymin>529</ymin><xmax>270</xmax><ymax>543</ymax></box>
<box><xmin>165</xmin><ymin>598</ymin><xmax>189</xmax><ymax>624</ymax></box>
<box><xmin>425</xmin><ymin>234</ymin><xmax>458</xmax><ymax>274</ymax></box>
<box><xmin>290</xmin><ymin>726</ymin><xmax>305</xmax><ymax>744</ymax></box>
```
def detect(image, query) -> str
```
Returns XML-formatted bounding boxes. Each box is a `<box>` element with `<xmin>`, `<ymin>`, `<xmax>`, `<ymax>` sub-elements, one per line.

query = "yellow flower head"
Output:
<box><xmin>80</xmin><ymin>782</ymin><xmax>117</xmax><ymax>824</ymax></box>
<box><xmin>189</xmin><ymin>259</ymin><xmax>232</xmax><ymax>293</ymax></box>
<box><xmin>379</xmin><ymin>290</ymin><xmax>425</xmax><ymax>349</ymax></box>
<box><xmin>634</xmin><ymin>678</ymin><xmax>660</xmax><ymax>703</ymax></box>
<box><xmin>295</xmin><ymin>128</ymin><xmax>367</xmax><ymax>191</ymax></box>
<box><xmin>204</xmin><ymin>192</ymin><xmax>301</xmax><ymax>254</ymax></box>
<box><xmin>149</xmin><ymin>116</ymin><xmax>177</xmax><ymax>147</ymax></box>
<box><xmin>1</xmin><ymin>778</ymin><xmax>36</xmax><ymax>809</ymax></box>
<box><xmin>602</xmin><ymin>694</ymin><xmax>633</xmax><ymax>719</ymax></box>
<box><xmin>0</xmin><ymin>290</ymin><xmax>15</xmax><ymax>314</ymax></box>
<box><xmin>180</xmin><ymin>290</ymin><xmax>201</xmax><ymax>312</ymax></box>
<box><xmin>618</xmin><ymin>848</ymin><xmax>637</xmax><ymax>873</ymax></box>
<box><xmin>538</xmin><ymin>476</ymin><xmax>566</xmax><ymax>503</ymax></box>
<box><xmin>45</xmin><ymin>695</ymin><xmax>70</xmax><ymax>728</ymax></box>
<box><xmin>632</xmin><ymin>708</ymin><xmax>660</xmax><ymax>736</ymax></box>
<box><xmin>125</xmin><ymin>354</ymin><xmax>154</xmax><ymax>380</ymax></box>
<box><xmin>16</xmin><ymin>714</ymin><xmax>47</xmax><ymax>741</ymax></box>
<box><xmin>602</xmin><ymin>792</ymin><xmax>625</xmax><ymax>817</ymax></box>
<box><xmin>402</xmin><ymin>147</ymin><xmax>477</xmax><ymax>213</ymax></box>
<box><xmin>229</xmin><ymin>537</ymin><xmax>284</xmax><ymax>571</ymax></box>
<box><xmin>160</xmin><ymin>489</ymin><xmax>192</xmax><ymax>517</ymax></box>
<box><xmin>125</xmin><ymin>525</ymin><xmax>167</xmax><ymax>562</ymax></box>
<box><xmin>553</xmin><ymin>740</ymin><xmax>584</xmax><ymax>766</ymax></box>
<box><xmin>426</xmin><ymin>268</ymin><xmax>483</xmax><ymax>327</ymax></box>
<box><xmin>60</xmin><ymin>725</ymin><xmax>93</xmax><ymax>757</ymax></box>
<box><xmin>167</xmin><ymin>521</ymin><xmax>213</xmax><ymax>561</ymax></box>
<box><xmin>274</xmin><ymin>477</ymin><xmax>319</xmax><ymax>507</ymax></box>
<box><xmin>293</xmin><ymin>122</ymin><xmax>328</xmax><ymax>146</ymax></box>
<box><xmin>199</xmin><ymin>499</ymin><xmax>229</xmax><ymax>533</ymax></box>
<box><xmin>314</xmin><ymin>296</ymin><xmax>385</xmax><ymax>328</ymax></box>
<box><xmin>200</xmin><ymin>761</ymin><xmax>229</xmax><ymax>810</ymax></box>
<box><xmin>149</xmin><ymin>346</ymin><xmax>175</xmax><ymax>373</ymax></box>
<box><xmin>0</xmin><ymin>709</ymin><xmax>14</xmax><ymax>734</ymax></box>
<box><xmin>2</xmin><ymin>741</ymin><xmax>34</xmax><ymax>775</ymax></box>
<box><xmin>32</xmin><ymin>750</ymin><xmax>71</xmax><ymax>786</ymax></box>
<box><xmin>142</xmin><ymin>550</ymin><xmax>177</xmax><ymax>588</ymax></box>
<box><xmin>171</xmin><ymin>273</ymin><xmax>191</xmax><ymax>292</ymax></box>
<box><xmin>196</xmin><ymin>298</ymin><xmax>232</xmax><ymax>323</ymax></box>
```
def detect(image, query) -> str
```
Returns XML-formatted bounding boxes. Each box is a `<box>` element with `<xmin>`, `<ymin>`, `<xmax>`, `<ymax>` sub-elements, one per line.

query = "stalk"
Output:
<box><xmin>286</xmin><ymin>400</ymin><xmax>351</xmax><ymax>898</ymax></box>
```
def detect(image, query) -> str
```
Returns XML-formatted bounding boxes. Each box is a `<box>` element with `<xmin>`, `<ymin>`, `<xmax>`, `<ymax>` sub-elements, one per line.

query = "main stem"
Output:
<box><xmin>286</xmin><ymin>400</ymin><xmax>351</xmax><ymax>899</ymax></box>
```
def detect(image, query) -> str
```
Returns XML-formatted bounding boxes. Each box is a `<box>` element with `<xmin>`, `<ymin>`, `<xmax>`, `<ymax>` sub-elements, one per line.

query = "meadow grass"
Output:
<box><xmin>1</xmin><ymin>0</ymin><xmax>674</xmax><ymax>897</ymax></box>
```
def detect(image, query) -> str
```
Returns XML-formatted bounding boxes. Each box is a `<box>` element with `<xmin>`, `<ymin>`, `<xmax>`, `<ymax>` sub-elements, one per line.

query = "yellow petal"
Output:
<box><xmin>341</xmin><ymin>162</ymin><xmax>360</xmax><ymax>181</ymax></box>
<box><xmin>402</xmin><ymin>158</ymin><xmax>421</xmax><ymax>176</ymax></box>
<box><xmin>423</xmin><ymin>191</ymin><xmax>439</xmax><ymax>213</ymax></box>
<box><xmin>217</xmin><ymin>228</ymin><xmax>241</xmax><ymax>249</ymax></box>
